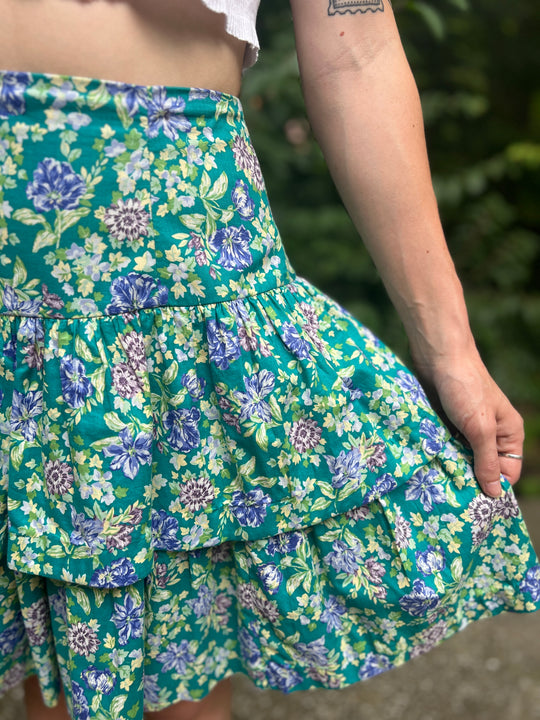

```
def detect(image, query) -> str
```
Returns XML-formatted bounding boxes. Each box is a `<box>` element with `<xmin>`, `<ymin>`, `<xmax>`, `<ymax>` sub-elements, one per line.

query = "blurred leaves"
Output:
<box><xmin>242</xmin><ymin>0</ymin><xmax>540</xmax><ymax>489</ymax></box>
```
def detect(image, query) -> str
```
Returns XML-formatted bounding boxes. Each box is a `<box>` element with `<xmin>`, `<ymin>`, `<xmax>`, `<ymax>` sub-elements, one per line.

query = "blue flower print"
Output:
<box><xmin>399</xmin><ymin>579</ymin><xmax>440</xmax><ymax>617</ymax></box>
<box><xmin>265</xmin><ymin>659</ymin><xmax>303</xmax><ymax>693</ymax></box>
<box><xmin>189</xmin><ymin>87</ymin><xmax>223</xmax><ymax>102</ymax></box>
<box><xmin>281</xmin><ymin>323</ymin><xmax>311</xmax><ymax>360</ymax></box>
<box><xmin>238</xmin><ymin>626</ymin><xmax>262</xmax><ymax>665</ymax></box>
<box><xmin>181</xmin><ymin>369</ymin><xmax>206</xmax><ymax>400</ymax></box>
<box><xmin>0</xmin><ymin>614</ymin><xmax>25</xmax><ymax>654</ymax></box>
<box><xmin>144</xmin><ymin>674</ymin><xmax>161</xmax><ymax>706</ymax></box>
<box><xmin>420</xmin><ymin>418</ymin><xmax>446</xmax><ymax>456</ymax></box>
<box><xmin>396</xmin><ymin>369</ymin><xmax>429</xmax><ymax>404</ymax></box>
<box><xmin>208</xmin><ymin>225</ymin><xmax>253</xmax><ymax>270</ymax></box>
<box><xmin>206</xmin><ymin>319</ymin><xmax>241</xmax><ymax>370</ymax></box>
<box><xmin>146</xmin><ymin>87</ymin><xmax>191</xmax><ymax>140</ymax></box>
<box><xmin>266</xmin><ymin>531</ymin><xmax>304</xmax><ymax>556</ymax></box>
<box><xmin>103</xmin><ymin>427</ymin><xmax>153</xmax><ymax>479</ymax></box>
<box><xmin>342</xmin><ymin>376</ymin><xmax>364</xmax><ymax>400</ymax></box>
<box><xmin>105</xmin><ymin>81</ymin><xmax>148</xmax><ymax>117</ymax></box>
<box><xmin>294</xmin><ymin>636</ymin><xmax>330</xmax><ymax>667</ymax></box>
<box><xmin>0</xmin><ymin>71</ymin><xmax>32</xmax><ymax>117</ymax></box>
<box><xmin>111</xmin><ymin>593</ymin><xmax>144</xmax><ymax>646</ymax></box>
<box><xmin>416</xmin><ymin>545</ymin><xmax>446</xmax><ymax>576</ymax></box>
<box><xmin>325</xmin><ymin>539</ymin><xmax>360</xmax><ymax>573</ymax></box>
<box><xmin>157</xmin><ymin>639</ymin><xmax>196</xmax><ymax>673</ymax></box>
<box><xmin>256</xmin><ymin>563</ymin><xmax>283</xmax><ymax>595</ymax></box>
<box><xmin>320</xmin><ymin>595</ymin><xmax>347</xmax><ymax>632</ymax></box>
<box><xmin>324</xmin><ymin>448</ymin><xmax>365</xmax><ymax>490</ymax></box>
<box><xmin>72</xmin><ymin>681</ymin><xmax>90</xmax><ymax>720</ymax></box>
<box><xmin>364</xmin><ymin>473</ymin><xmax>397</xmax><ymax>504</ymax></box>
<box><xmin>60</xmin><ymin>354</ymin><xmax>94</xmax><ymax>408</ymax></box>
<box><xmin>359</xmin><ymin>652</ymin><xmax>394</xmax><ymax>680</ymax></box>
<box><xmin>106</xmin><ymin>272</ymin><xmax>169</xmax><ymax>314</ymax></box>
<box><xmin>235</xmin><ymin>369</ymin><xmax>276</xmax><ymax>422</ymax></box>
<box><xmin>232</xmin><ymin>180</ymin><xmax>255</xmax><ymax>220</ymax></box>
<box><xmin>162</xmin><ymin>406</ymin><xmax>201</xmax><ymax>452</ymax></box>
<box><xmin>230</xmin><ymin>488</ymin><xmax>271</xmax><ymax>528</ymax></box>
<box><xmin>69</xmin><ymin>508</ymin><xmax>104</xmax><ymax>550</ymax></box>
<box><xmin>151</xmin><ymin>509</ymin><xmax>182</xmax><ymax>551</ymax></box>
<box><xmin>90</xmin><ymin>558</ymin><xmax>139</xmax><ymax>588</ymax></box>
<box><xmin>520</xmin><ymin>565</ymin><xmax>540</xmax><ymax>602</ymax></box>
<box><xmin>81</xmin><ymin>666</ymin><xmax>117</xmax><ymax>694</ymax></box>
<box><xmin>405</xmin><ymin>468</ymin><xmax>446</xmax><ymax>512</ymax></box>
<box><xmin>10</xmin><ymin>389</ymin><xmax>42</xmax><ymax>441</ymax></box>
<box><xmin>26</xmin><ymin>157</ymin><xmax>85</xmax><ymax>212</ymax></box>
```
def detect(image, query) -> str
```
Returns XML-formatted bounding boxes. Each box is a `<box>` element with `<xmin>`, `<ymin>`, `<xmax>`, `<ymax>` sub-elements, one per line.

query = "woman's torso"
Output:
<box><xmin>0</xmin><ymin>0</ymin><xmax>246</xmax><ymax>94</ymax></box>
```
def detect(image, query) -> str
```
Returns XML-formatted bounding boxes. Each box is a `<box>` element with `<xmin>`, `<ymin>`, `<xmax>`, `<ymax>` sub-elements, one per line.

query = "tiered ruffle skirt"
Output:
<box><xmin>0</xmin><ymin>70</ymin><xmax>539</xmax><ymax>718</ymax></box>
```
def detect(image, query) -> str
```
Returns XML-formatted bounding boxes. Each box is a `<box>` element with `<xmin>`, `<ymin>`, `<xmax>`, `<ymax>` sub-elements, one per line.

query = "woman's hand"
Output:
<box><xmin>412</xmin><ymin>349</ymin><xmax>524</xmax><ymax>497</ymax></box>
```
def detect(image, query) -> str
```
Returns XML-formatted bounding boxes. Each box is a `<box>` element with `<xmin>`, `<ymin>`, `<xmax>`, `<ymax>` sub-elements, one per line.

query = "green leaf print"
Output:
<box><xmin>11</xmin><ymin>256</ymin><xmax>27</xmax><ymax>286</ymax></box>
<box><xmin>33</xmin><ymin>229</ymin><xmax>57</xmax><ymax>253</ymax></box>
<box><xmin>12</xmin><ymin>207</ymin><xmax>48</xmax><ymax>226</ymax></box>
<box><xmin>206</xmin><ymin>171</ymin><xmax>228</xmax><ymax>201</ymax></box>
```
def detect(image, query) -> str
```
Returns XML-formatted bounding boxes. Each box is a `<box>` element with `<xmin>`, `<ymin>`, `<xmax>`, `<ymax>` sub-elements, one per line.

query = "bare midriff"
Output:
<box><xmin>0</xmin><ymin>0</ymin><xmax>246</xmax><ymax>94</ymax></box>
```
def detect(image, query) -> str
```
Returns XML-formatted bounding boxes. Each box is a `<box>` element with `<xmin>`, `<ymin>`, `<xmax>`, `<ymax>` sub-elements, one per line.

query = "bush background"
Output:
<box><xmin>240</xmin><ymin>0</ymin><xmax>540</xmax><ymax>495</ymax></box>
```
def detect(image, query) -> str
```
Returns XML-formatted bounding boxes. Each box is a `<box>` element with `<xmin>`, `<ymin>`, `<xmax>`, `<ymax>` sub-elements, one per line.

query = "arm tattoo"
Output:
<box><xmin>328</xmin><ymin>0</ymin><xmax>384</xmax><ymax>15</ymax></box>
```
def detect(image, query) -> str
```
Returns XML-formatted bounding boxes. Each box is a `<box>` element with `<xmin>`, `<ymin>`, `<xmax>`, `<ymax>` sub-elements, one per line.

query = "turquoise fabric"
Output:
<box><xmin>0</xmin><ymin>70</ymin><xmax>539</xmax><ymax>718</ymax></box>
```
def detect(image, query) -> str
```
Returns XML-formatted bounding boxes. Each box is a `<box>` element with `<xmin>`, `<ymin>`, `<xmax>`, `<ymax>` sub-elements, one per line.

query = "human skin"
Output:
<box><xmin>0</xmin><ymin>0</ymin><xmax>524</xmax><ymax>717</ymax></box>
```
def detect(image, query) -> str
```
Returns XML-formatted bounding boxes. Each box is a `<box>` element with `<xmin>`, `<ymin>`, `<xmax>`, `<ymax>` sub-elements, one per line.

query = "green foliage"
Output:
<box><xmin>241</xmin><ymin>0</ymin><xmax>540</xmax><ymax>492</ymax></box>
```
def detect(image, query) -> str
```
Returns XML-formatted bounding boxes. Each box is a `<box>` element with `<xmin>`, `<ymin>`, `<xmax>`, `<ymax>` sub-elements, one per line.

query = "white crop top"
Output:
<box><xmin>201</xmin><ymin>0</ymin><xmax>261</xmax><ymax>69</ymax></box>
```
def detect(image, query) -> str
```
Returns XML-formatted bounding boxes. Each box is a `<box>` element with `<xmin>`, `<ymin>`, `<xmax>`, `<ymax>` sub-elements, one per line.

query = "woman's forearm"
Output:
<box><xmin>290</xmin><ymin>1</ymin><xmax>476</xmax><ymax>368</ymax></box>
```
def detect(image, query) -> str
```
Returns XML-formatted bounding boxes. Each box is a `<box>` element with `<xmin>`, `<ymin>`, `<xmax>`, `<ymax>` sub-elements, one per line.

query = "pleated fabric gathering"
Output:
<box><xmin>0</xmin><ymin>69</ymin><xmax>539</xmax><ymax>718</ymax></box>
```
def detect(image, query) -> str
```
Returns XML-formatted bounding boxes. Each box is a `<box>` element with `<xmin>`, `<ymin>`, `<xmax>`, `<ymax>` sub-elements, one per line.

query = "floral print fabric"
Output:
<box><xmin>0</xmin><ymin>70</ymin><xmax>539</xmax><ymax>718</ymax></box>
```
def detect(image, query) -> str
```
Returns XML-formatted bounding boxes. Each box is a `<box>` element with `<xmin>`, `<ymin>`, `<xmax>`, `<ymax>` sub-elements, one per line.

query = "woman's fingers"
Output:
<box><xmin>427</xmin><ymin>356</ymin><xmax>525</xmax><ymax>498</ymax></box>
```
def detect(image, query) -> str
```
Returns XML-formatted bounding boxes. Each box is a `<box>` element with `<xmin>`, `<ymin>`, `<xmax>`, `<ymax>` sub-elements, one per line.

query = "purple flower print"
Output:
<box><xmin>26</xmin><ymin>157</ymin><xmax>85</xmax><ymax>212</ymax></box>
<box><xmin>146</xmin><ymin>87</ymin><xmax>191</xmax><ymax>140</ymax></box>
<box><xmin>103</xmin><ymin>427</ymin><xmax>153</xmax><ymax>479</ymax></box>
<box><xmin>208</xmin><ymin>225</ymin><xmax>253</xmax><ymax>270</ymax></box>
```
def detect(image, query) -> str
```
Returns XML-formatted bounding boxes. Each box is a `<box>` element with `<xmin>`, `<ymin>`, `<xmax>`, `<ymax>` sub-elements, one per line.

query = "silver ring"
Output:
<box><xmin>497</xmin><ymin>452</ymin><xmax>523</xmax><ymax>460</ymax></box>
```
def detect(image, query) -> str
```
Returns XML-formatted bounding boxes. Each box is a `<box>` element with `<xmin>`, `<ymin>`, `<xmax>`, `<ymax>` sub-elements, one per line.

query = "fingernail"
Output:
<box><xmin>486</xmin><ymin>482</ymin><xmax>502</xmax><ymax>498</ymax></box>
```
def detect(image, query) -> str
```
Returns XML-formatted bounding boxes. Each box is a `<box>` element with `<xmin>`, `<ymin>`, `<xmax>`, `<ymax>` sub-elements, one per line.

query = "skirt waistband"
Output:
<box><xmin>0</xmin><ymin>70</ymin><xmax>293</xmax><ymax>319</ymax></box>
<box><xmin>0</xmin><ymin>69</ymin><xmax>243</xmax><ymax>123</ymax></box>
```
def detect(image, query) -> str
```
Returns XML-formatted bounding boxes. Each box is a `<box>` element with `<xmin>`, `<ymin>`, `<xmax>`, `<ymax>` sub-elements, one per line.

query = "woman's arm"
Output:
<box><xmin>289</xmin><ymin>0</ymin><xmax>524</xmax><ymax>497</ymax></box>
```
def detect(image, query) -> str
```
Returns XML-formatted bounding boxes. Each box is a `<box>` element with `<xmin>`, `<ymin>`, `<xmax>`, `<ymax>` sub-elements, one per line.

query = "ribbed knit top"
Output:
<box><xmin>201</xmin><ymin>0</ymin><xmax>261</xmax><ymax>69</ymax></box>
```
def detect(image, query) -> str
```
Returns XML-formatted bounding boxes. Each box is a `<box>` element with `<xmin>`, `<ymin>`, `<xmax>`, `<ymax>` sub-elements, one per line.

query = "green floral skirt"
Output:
<box><xmin>0</xmin><ymin>70</ymin><xmax>539</xmax><ymax>719</ymax></box>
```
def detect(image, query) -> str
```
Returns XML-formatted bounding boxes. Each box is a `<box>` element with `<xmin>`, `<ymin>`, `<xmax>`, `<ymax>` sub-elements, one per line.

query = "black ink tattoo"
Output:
<box><xmin>328</xmin><ymin>0</ymin><xmax>384</xmax><ymax>15</ymax></box>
